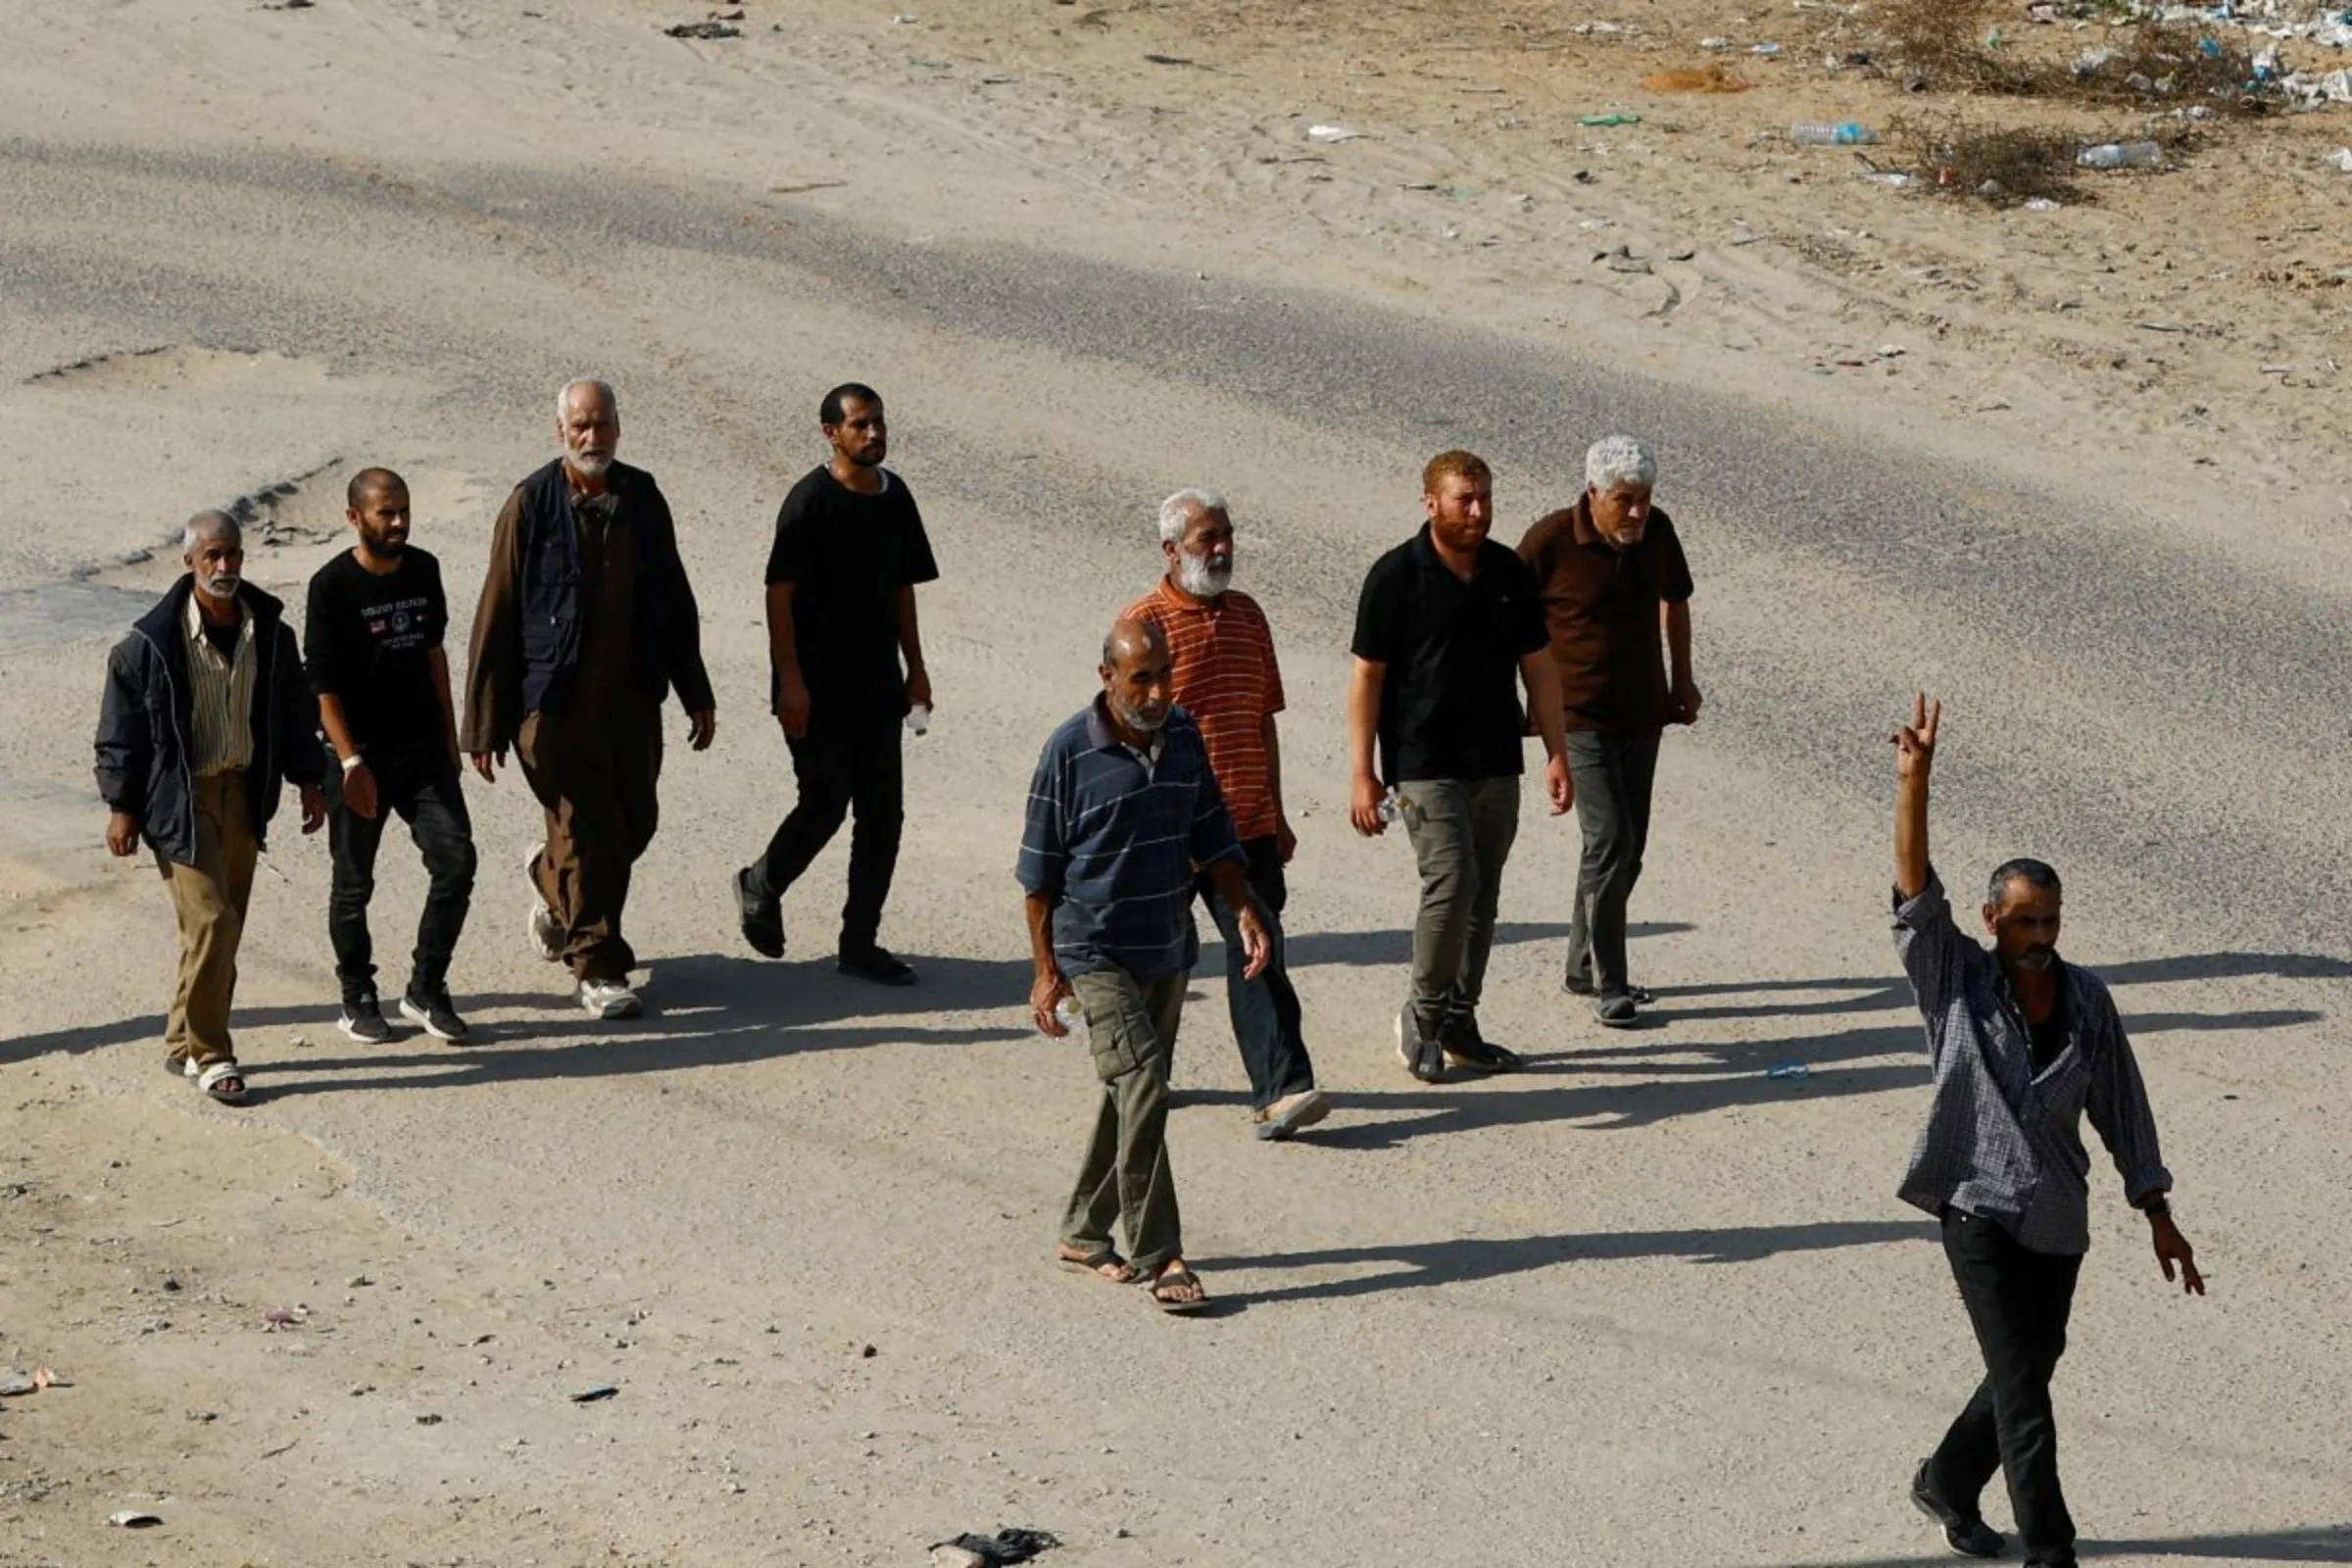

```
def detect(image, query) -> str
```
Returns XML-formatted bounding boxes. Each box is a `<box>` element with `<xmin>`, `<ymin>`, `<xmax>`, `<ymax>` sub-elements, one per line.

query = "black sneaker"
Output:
<box><xmin>1592</xmin><ymin>993</ymin><xmax>1642</xmax><ymax>1029</ymax></box>
<box><xmin>1910</xmin><ymin>1459</ymin><xmax>2005</xmax><ymax>1559</ymax></box>
<box><xmin>837</xmin><ymin>946</ymin><xmax>916</xmax><ymax>986</ymax></box>
<box><xmin>735</xmin><ymin>866</ymin><xmax>785</xmax><ymax>958</ymax></box>
<box><xmin>1440</xmin><ymin>1016</ymin><xmax>1526</xmax><ymax>1073</ymax></box>
<box><xmin>398</xmin><ymin>986</ymin><xmax>471</xmax><ymax>1044</ymax></box>
<box><xmin>1394</xmin><ymin>1006</ymin><xmax>1446</xmax><ymax>1083</ymax></box>
<box><xmin>338</xmin><ymin>993</ymin><xmax>392</xmax><ymax>1044</ymax></box>
<box><xmin>1565</xmin><ymin>974</ymin><xmax>1656</xmax><ymax>1004</ymax></box>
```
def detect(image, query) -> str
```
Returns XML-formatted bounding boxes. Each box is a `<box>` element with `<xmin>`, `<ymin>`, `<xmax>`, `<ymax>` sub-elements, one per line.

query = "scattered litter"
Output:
<box><xmin>1791</xmin><ymin>122</ymin><xmax>1878</xmax><ymax>145</ymax></box>
<box><xmin>1142</xmin><ymin>52</ymin><xmax>1193</xmax><ymax>66</ymax></box>
<box><xmin>2078</xmin><ymin>140</ymin><xmax>2163</xmax><ymax>169</ymax></box>
<box><xmin>929</xmin><ymin>1528</ymin><xmax>1061</xmax><ymax>1568</ymax></box>
<box><xmin>1574</xmin><ymin>21</ymin><xmax>1626</xmax><ymax>34</ymax></box>
<box><xmin>1305</xmin><ymin>124</ymin><xmax>1365</xmax><ymax>142</ymax></box>
<box><xmin>1446</xmin><ymin>184</ymin><xmax>1478</xmax><ymax>198</ymax></box>
<box><xmin>1752</xmin><ymin>41</ymin><xmax>1784</xmax><ymax>56</ymax></box>
<box><xmin>1641</xmin><ymin>65</ymin><xmax>1753</xmax><ymax>92</ymax></box>
<box><xmin>859</xmin><ymin>1343</ymin><xmax>879</xmax><ymax>1357</ymax></box>
<box><xmin>890</xmin><ymin>11</ymin><xmax>917</xmax><ymax>21</ymax></box>
<box><xmin>2024</xmin><ymin>196</ymin><xmax>2065</xmax><ymax>210</ymax></box>
<box><xmin>347</xmin><ymin>1274</ymin><xmax>374</xmax><ymax>1288</ymax></box>
<box><xmin>0</xmin><ymin>1369</ymin><xmax>38</xmax><ymax>1396</ymax></box>
<box><xmin>2328</xmin><ymin>146</ymin><xmax>2352</xmax><ymax>171</ymax></box>
<box><xmin>1666</xmin><ymin>245</ymin><xmax>1698</xmax><ymax>261</ymax></box>
<box><xmin>570</xmin><ymin>1383</ymin><xmax>619</xmax><ymax>1402</ymax></box>
<box><xmin>1879</xmin><ymin>344</ymin><xmax>1907</xmax><ymax>358</ymax></box>
<box><xmin>1578</xmin><ymin>112</ymin><xmax>1643</xmax><ymax>125</ymax></box>
<box><xmin>662</xmin><ymin>20</ymin><xmax>741</xmax><ymax>39</ymax></box>
<box><xmin>259</xmin><ymin>1438</ymin><xmax>300</xmax><ymax>1458</ymax></box>
<box><xmin>109</xmin><ymin>1510</ymin><xmax>163</xmax><ymax>1529</ymax></box>
<box><xmin>1860</xmin><ymin>171</ymin><xmax>1916</xmax><ymax>186</ymax></box>
<box><xmin>1699</xmin><ymin>35</ymin><xmax>1733</xmax><ymax>49</ymax></box>
<box><xmin>416</xmin><ymin>1412</ymin><xmax>444</xmax><ymax>1425</ymax></box>
<box><xmin>1595</xmin><ymin>243</ymin><xmax>1653</xmax><ymax>273</ymax></box>
<box><xmin>1574</xmin><ymin>169</ymin><xmax>1598</xmax><ymax>183</ymax></box>
<box><xmin>1401</xmin><ymin>179</ymin><xmax>1440</xmax><ymax>190</ymax></box>
<box><xmin>1764</xmin><ymin>1062</ymin><xmax>1812</xmax><ymax>1081</ymax></box>
<box><xmin>261</xmin><ymin>1305</ymin><xmax>308</xmax><ymax>1331</ymax></box>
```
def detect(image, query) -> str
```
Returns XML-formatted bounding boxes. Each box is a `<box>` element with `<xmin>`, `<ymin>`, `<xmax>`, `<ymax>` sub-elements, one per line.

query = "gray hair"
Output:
<box><xmin>557</xmin><ymin>378</ymin><xmax>618</xmax><ymax>420</ymax></box>
<box><xmin>1585</xmin><ymin>434</ymin><xmax>1657</xmax><ymax>494</ymax></box>
<box><xmin>1155</xmin><ymin>486</ymin><xmax>1229</xmax><ymax>545</ymax></box>
<box><xmin>181</xmin><ymin>510</ymin><xmax>240</xmax><ymax>551</ymax></box>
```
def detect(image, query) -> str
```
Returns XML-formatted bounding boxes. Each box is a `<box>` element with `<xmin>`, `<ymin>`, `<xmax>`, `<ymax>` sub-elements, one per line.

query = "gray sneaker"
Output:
<box><xmin>1393</xmin><ymin>1007</ymin><xmax>1446</xmax><ymax>1083</ymax></box>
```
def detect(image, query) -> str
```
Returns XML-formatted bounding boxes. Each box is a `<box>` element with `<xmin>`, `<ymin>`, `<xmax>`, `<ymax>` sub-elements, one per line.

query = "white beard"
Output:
<box><xmin>1177</xmin><ymin>554</ymin><xmax>1233</xmax><ymax>598</ymax></box>
<box><xmin>566</xmin><ymin>449</ymin><xmax>613</xmax><ymax>479</ymax></box>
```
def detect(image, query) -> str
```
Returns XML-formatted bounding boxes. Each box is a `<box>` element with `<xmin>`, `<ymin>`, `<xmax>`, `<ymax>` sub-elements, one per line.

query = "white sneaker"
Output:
<box><xmin>524</xmin><ymin>845</ymin><xmax>562</xmax><ymax>963</ymax></box>
<box><xmin>577</xmin><ymin>979</ymin><xmax>641</xmax><ymax>1020</ymax></box>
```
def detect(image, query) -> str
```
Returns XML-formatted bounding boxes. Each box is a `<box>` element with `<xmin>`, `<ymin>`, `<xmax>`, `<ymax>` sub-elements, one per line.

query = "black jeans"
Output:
<box><xmin>1562</xmin><ymin>727</ymin><xmax>1662</xmax><ymax>998</ymax></box>
<box><xmin>1194</xmin><ymin>836</ymin><xmax>1317</xmax><ymax>1109</ymax></box>
<box><xmin>1929</xmin><ymin>1208</ymin><xmax>2084</xmax><ymax>1567</ymax></box>
<box><xmin>324</xmin><ymin>750</ymin><xmax>477</xmax><ymax>1003</ymax></box>
<box><xmin>757</xmin><ymin>719</ymin><xmax>904</xmax><ymax>956</ymax></box>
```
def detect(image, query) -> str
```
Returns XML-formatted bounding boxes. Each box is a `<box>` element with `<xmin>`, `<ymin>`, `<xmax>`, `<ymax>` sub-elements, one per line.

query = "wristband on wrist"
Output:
<box><xmin>340</xmin><ymin>752</ymin><xmax>365</xmax><ymax>773</ymax></box>
<box><xmin>2142</xmin><ymin>1198</ymin><xmax>2172</xmax><ymax>1219</ymax></box>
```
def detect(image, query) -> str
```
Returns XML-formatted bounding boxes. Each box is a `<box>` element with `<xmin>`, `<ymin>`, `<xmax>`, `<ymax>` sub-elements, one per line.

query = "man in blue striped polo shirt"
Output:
<box><xmin>1019</xmin><ymin>618</ymin><xmax>1272</xmax><ymax>1315</ymax></box>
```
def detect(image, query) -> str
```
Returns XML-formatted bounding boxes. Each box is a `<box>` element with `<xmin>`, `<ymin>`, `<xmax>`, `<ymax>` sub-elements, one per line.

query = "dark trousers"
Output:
<box><xmin>1562</xmin><ymin>727</ymin><xmax>1662</xmax><ymax>998</ymax></box>
<box><xmin>516</xmin><ymin>700</ymin><xmax>662</xmax><ymax>982</ymax></box>
<box><xmin>1928</xmin><ymin>1208</ymin><xmax>2084</xmax><ymax>1567</ymax></box>
<box><xmin>757</xmin><ymin>719</ymin><xmax>904</xmax><ymax>956</ymax></box>
<box><xmin>323</xmin><ymin>749</ymin><xmax>477</xmax><ymax>1003</ymax></box>
<box><xmin>1194</xmin><ymin>836</ymin><xmax>1316</xmax><ymax>1109</ymax></box>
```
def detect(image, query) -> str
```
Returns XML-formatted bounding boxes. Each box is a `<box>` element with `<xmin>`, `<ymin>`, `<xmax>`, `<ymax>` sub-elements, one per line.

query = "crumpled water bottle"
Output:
<box><xmin>1376</xmin><ymin>786</ymin><xmax>1404</xmax><ymax>826</ymax></box>
<box><xmin>906</xmin><ymin>703</ymin><xmax>931</xmax><ymax>737</ymax></box>
<box><xmin>1054</xmin><ymin>994</ymin><xmax>1084</xmax><ymax>1031</ymax></box>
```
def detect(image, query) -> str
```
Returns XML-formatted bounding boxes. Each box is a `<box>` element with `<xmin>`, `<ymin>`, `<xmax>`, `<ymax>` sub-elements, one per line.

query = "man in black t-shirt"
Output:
<box><xmin>735</xmin><ymin>383</ymin><xmax>940</xmax><ymax>984</ymax></box>
<box><xmin>1347</xmin><ymin>450</ymin><xmax>1570</xmax><ymax>1084</ymax></box>
<box><xmin>307</xmin><ymin>467</ymin><xmax>478</xmax><ymax>1044</ymax></box>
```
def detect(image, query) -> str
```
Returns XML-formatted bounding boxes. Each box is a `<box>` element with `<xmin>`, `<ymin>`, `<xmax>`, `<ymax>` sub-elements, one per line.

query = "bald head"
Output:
<box><xmin>181</xmin><ymin>511</ymin><xmax>244</xmax><ymax>604</ymax></box>
<box><xmin>1099</xmin><ymin>616</ymin><xmax>1174</xmax><ymax>737</ymax></box>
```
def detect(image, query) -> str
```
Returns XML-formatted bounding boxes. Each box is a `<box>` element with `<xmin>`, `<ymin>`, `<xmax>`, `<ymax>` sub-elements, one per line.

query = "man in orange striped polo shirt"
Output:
<box><xmin>1122</xmin><ymin>488</ymin><xmax>1330</xmax><ymax>1141</ymax></box>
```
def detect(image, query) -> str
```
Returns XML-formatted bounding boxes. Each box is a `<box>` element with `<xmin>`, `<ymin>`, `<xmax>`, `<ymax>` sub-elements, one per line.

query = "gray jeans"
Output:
<box><xmin>1398</xmin><ymin>776</ymin><xmax>1521</xmax><ymax>1041</ymax></box>
<box><xmin>1562</xmin><ymin>728</ymin><xmax>1662</xmax><ymax>999</ymax></box>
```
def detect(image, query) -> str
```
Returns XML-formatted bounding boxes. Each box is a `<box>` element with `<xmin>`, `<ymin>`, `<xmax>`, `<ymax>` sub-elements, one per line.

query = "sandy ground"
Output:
<box><xmin>3</xmin><ymin>1</ymin><xmax>2350</xmax><ymax>1564</ymax></box>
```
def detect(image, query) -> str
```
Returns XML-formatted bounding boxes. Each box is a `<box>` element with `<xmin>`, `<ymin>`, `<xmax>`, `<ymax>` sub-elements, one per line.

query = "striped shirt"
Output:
<box><xmin>1016</xmin><ymin>699</ymin><xmax>1244</xmax><ymax>983</ymax></box>
<box><xmin>1121</xmin><ymin>579</ymin><xmax>1286</xmax><ymax>842</ymax></box>
<box><xmin>182</xmin><ymin>590</ymin><xmax>256</xmax><ymax>775</ymax></box>
<box><xmin>1893</xmin><ymin>870</ymin><xmax>2173</xmax><ymax>1255</ymax></box>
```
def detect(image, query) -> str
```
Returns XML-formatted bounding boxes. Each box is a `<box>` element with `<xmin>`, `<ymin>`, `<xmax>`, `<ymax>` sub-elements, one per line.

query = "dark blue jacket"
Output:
<box><xmin>93</xmin><ymin>576</ymin><xmax>323</xmax><ymax>865</ymax></box>
<box><xmin>461</xmin><ymin>459</ymin><xmax>713</xmax><ymax>752</ymax></box>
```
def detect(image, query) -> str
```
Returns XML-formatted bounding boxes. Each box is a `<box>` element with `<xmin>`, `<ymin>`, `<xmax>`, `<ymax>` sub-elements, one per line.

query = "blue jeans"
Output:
<box><xmin>1195</xmin><ymin>836</ymin><xmax>1317</xmax><ymax>1108</ymax></box>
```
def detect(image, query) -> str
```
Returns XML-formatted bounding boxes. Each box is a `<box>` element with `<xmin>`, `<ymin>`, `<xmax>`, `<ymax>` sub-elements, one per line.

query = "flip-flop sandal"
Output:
<box><xmin>1148</xmin><ymin>1266</ymin><xmax>1211</xmax><ymax>1315</ymax></box>
<box><xmin>192</xmin><ymin>1059</ymin><xmax>249</xmax><ymax>1104</ymax></box>
<box><xmin>1055</xmin><ymin>1250</ymin><xmax>1138</xmax><ymax>1284</ymax></box>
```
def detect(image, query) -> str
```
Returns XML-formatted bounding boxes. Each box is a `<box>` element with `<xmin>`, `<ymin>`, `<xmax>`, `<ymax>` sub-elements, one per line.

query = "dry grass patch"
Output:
<box><xmin>1880</xmin><ymin>111</ymin><xmax>2202</xmax><ymax>204</ymax></box>
<box><xmin>1876</xmin><ymin>0</ymin><xmax>2276</xmax><ymax>116</ymax></box>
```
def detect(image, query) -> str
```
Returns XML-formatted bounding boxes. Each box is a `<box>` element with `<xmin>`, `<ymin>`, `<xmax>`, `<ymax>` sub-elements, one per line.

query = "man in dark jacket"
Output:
<box><xmin>462</xmin><ymin>379</ymin><xmax>716</xmax><ymax>1021</ymax></box>
<box><xmin>96</xmin><ymin>510</ymin><xmax>326</xmax><ymax>1103</ymax></box>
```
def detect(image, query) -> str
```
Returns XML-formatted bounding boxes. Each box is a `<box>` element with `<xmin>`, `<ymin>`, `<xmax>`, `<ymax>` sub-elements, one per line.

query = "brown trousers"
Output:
<box><xmin>158</xmin><ymin>771</ymin><xmax>259</xmax><ymax>1067</ymax></box>
<box><xmin>515</xmin><ymin>699</ymin><xmax>662</xmax><ymax>982</ymax></box>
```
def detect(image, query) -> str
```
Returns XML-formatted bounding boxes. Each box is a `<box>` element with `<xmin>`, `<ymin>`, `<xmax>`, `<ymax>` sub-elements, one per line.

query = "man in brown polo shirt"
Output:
<box><xmin>1517</xmin><ymin>435</ymin><xmax>1698</xmax><ymax>1028</ymax></box>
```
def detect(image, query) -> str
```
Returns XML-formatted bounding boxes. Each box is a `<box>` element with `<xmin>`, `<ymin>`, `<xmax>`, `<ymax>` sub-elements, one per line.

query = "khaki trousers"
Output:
<box><xmin>158</xmin><ymin>771</ymin><xmax>258</xmax><ymax>1067</ymax></box>
<box><xmin>1059</xmin><ymin>967</ymin><xmax>1188</xmax><ymax>1272</ymax></box>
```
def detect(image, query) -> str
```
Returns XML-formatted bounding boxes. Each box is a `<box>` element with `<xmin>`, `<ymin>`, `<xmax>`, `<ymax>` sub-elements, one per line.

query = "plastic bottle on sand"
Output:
<box><xmin>2078</xmin><ymin>141</ymin><xmax>2162</xmax><ymax>169</ymax></box>
<box><xmin>1791</xmin><ymin>122</ymin><xmax>1878</xmax><ymax>145</ymax></box>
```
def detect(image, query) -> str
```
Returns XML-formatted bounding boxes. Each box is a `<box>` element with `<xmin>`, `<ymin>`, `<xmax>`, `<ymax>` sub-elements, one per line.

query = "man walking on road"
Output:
<box><xmin>1019</xmin><ymin>618</ymin><xmax>1272</xmax><ymax>1314</ymax></box>
<box><xmin>307</xmin><ymin>467</ymin><xmax>478</xmax><ymax>1044</ymax></box>
<box><xmin>96</xmin><ymin>511</ymin><xmax>325</xmax><ymax>1103</ymax></box>
<box><xmin>1122</xmin><ymin>487</ymin><xmax>1328</xmax><ymax>1141</ymax></box>
<box><xmin>464</xmin><ymin>379</ymin><xmax>717</xmax><ymax>1020</ymax></box>
<box><xmin>735</xmin><ymin>382</ymin><xmax>937</xmax><ymax>986</ymax></box>
<box><xmin>1890</xmin><ymin>694</ymin><xmax>2203</xmax><ymax>1568</ymax></box>
<box><xmin>1348</xmin><ymin>451</ymin><xmax>1570</xmax><ymax>1084</ymax></box>
<box><xmin>1516</xmin><ymin>435</ymin><xmax>1698</xmax><ymax>1029</ymax></box>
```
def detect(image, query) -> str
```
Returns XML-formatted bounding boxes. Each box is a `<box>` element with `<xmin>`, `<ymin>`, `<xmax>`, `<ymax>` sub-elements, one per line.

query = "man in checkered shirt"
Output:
<box><xmin>1889</xmin><ymin>695</ymin><xmax>2204</xmax><ymax>1568</ymax></box>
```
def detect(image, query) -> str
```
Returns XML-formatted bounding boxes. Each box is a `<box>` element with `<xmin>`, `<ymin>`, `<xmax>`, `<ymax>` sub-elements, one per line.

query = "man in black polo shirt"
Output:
<box><xmin>1348</xmin><ymin>450</ymin><xmax>1570</xmax><ymax>1083</ymax></box>
<box><xmin>307</xmin><ymin>467</ymin><xmax>478</xmax><ymax>1044</ymax></box>
<box><xmin>736</xmin><ymin>382</ymin><xmax>939</xmax><ymax>985</ymax></box>
<box><xmin>1517</xmin><ymin>434</ymin><xmax>1698</xmax><ymax>1028</ymax></box>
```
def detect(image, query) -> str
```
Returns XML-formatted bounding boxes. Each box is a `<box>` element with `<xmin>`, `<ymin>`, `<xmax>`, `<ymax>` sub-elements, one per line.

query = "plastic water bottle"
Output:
<box><xmin>1765</xmin><ymin>1061</ymin><xmax>1813</xmax><ymax>1081</ymax></box>
<box><xmin>1376</xmin><ymin>786</ymin><xmax>1404</xmax><ymax>826</ymax></box>
<box><xmin>905</xmin><ymin>703</ymin><xmax>930</xmax><ymax>737</ymax></box>
<box><xmin>1054</xmin><ymin>994</ymin><xmax>1084</xmax><ymax>1031</ymax></box>
<box><xmin>2078</xmin><ymin>141</ymin><xmax>2162</xmax><ymax>169</ymax></box>
<box><xmin>1790</xmin><ymin>122</ymin><xmax>1878</xmax><ymax>145</ymax></box>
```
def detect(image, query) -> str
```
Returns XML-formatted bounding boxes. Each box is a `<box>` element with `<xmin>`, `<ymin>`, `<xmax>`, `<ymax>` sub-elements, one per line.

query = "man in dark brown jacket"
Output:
<box><xmin>463</xmin><ymin>379</ymin><xmax>716</xmax><ymax>1020</ymax></box>
<box><xmin>1516</xmin><ymin>435</ymin><xmax>1698</xmax><ymax>1029</ymax></box>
